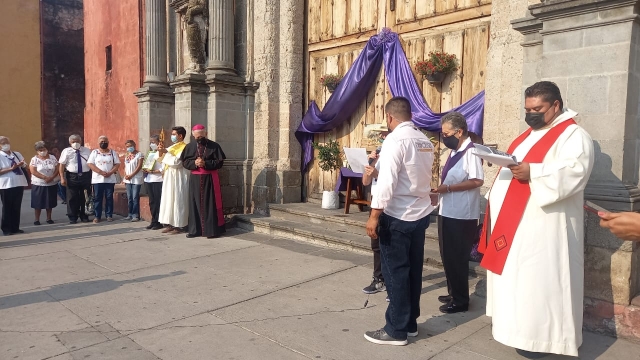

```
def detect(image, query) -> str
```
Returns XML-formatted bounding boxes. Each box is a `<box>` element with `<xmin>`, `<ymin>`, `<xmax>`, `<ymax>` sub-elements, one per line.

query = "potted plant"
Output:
<box><xmin>319</xmin><ymin>74</ymin><xmax>342</xmax><ymax>93</ymax></box>
<box><xmin>313</xmin><ymin>140</ymin><xmax>342</xmax><ymax>209</ymax></box>
<box><xmin>416</xmin><ymin>51</ymin><xmax>459</xmax><ymax>85</ymax></box>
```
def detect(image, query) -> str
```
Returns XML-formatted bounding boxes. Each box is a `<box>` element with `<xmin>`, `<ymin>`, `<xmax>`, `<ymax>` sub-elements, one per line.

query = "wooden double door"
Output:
<box><xmin>305</xmin><ymin>0</ymin><xmax>492</xmax><ymax>198</ymax></box>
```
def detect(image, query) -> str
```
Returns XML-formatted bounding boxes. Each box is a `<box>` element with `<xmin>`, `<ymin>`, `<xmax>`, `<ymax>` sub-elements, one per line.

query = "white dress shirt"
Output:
<box><xmin>438</xmin><ymin>137</ymin><xmax>484</xmax><ymax>220</ymax></box>
<box><xmin>0</xmin><ymin>151</ymin><xmax>28</xmax><ymax>189</ymax></box>
<box><xmin>371</xmin><ymin>121</ymin><xmax>435</xmax><ymax>221</ymax></box>
<box><xmin>59</xmin><ymin>146</ymin><xmax>92</xmax><ymax>173</ymax></box>
<box><xmin>87</xmin><ymin>150</ymin><xmax>121</xmax><ymax>184</ymax></box>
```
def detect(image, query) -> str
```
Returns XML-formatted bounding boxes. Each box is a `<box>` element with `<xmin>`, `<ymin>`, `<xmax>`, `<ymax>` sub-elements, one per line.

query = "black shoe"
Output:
<box><xmin>439</xmin><ymin>301</ymin><xmax>468</xmax><ymax>314</ymax></box>
<box><xmin>34</xmin><ymin>221</ymin><xmax>41</xmax><ymax>226</ymax></box>
<box><xmin>11</xmin><ymin>229</ymin><xmax>24</xmax><ymax>234</ymax></box>
<box><xmin>362</xmin><ymin>277</ymin><xmax>386</xmax><ymax>294</ymax></box>
<box><xmin>438</xmin><ymin>295</ymin><xmax>452</xmax><ymax>304</ymax></box>
<box><xmin>186</xmin><ymin>233</ymin><xmax>199</xmax><ymax>238</ymax></box>
<box><xmin>69</xmin><ymin>220</ymin><xmax>78</xmax><ymax>224</ymax></box>
<box><xmin>3</xmin><ymin>232</ymin><xmax>10</xmax><ymax>236</ymax></box>
<box><xmin>46</xmin><ymin>220</ymin><xmax>54</xmax><ymax>224</ymax></box>
<box><xmin>80</xmin><ymin>218</ymin><xmax>90</xmax><ymax>223</ymax></box>
<box><xmin>151</xmin><ymin>225</ymin><xmax>164</xmax><ymax>230</ymax></box>
<box><xmin>145</xmin><ymin>224</ymin><xmax>155</xmax><ymax>230</ymax></box>
<box><xmin>363</xmin><ymin>329</ymin><xmax>407</xmax><ymax>346</ymax></box>
<box><xmin>516</xmin><ymin>349</ymin><xmax>548</xmax><ymax>359</ymax></box>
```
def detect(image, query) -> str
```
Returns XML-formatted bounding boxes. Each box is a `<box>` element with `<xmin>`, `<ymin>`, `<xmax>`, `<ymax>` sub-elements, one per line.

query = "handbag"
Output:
<box><xmin>14</xmin><ymin>153</ymin><xmax>30</xmax><ymax>185</ymax></box>
<box><xmin>85</xmin><ymin>187</ymin><xmax>95</xmax><ymax>215</ymax></box>
<box><xmin>108</xmin><ymin>150</ymin><xmax>123</xmax><ymax>183</ymax></box>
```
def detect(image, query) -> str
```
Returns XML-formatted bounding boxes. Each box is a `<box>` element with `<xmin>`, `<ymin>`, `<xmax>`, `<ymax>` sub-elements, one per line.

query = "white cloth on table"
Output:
<box><xmin>485</xmin><ymin>109</ymin><xmax>594</xmax><ymax>356</ymax></box>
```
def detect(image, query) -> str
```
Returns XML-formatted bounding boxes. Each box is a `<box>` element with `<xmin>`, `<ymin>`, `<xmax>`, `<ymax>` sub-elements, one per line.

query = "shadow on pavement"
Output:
<box><xmin>0</xmin><ymin>227</ymin><xmax>148</xmax><ymax>249</ymax></box>
<box><xmin>0</xmin><ymin>271</ymin><xmax>186</xmax><ymax>310</ymax></box>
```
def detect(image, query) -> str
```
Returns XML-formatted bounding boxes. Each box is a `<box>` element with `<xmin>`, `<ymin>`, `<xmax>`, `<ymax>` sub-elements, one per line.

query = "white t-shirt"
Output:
<box><xmin>124</xmin><ymin>152</ymin><xmax>144</xmax><ymax>185</ymax></box>
<box><xmin>87</xmin><ymin>149</ymin><xmax>121</xmax><ymax>184</ymax></box>
<box><xmin>144</xmin><ymin>151</ymin><xmax>164</xmax><ymax>183</ymax></box>
<box><xmin>0</xmin><ymin>151</ymin><xmax>28</xmax><ymax>189</ymax></box>
<box><xmin>30</xmin><ymin>155</ymin><xmax>60</xmax><ymax>186</ymax></box>
<box><xmin>438</xmin><ymin>138</ymin><xmax>484</xmax><ymax>220</ymax></box>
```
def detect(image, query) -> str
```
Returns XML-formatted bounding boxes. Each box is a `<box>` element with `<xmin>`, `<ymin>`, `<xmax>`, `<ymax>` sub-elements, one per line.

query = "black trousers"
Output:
<box><xmin>371</xmin><ymin>237</ymin><xmax>383</xmax><ymax>280</ymax></box>
<box><xmin>438</xmin><ymin>216</ymin><xmax>478</xmax><ymax>306</ymax></box>
<box><xmin>145</xmin><ymin>182</ymin><xmax>163</xmax><ymax>226</ymax></box>
<box><xmin>65</xmin><ymin>171</ymin><xmax>92</xmax><ymax>221</ymax></box>
<box><xmin>1</xmin><ymin>186</ymin><xmax>24</xmax><ymax>234</ymax></box>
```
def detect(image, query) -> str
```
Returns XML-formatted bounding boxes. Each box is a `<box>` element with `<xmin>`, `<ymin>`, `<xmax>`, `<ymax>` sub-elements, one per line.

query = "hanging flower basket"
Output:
<box><xmin>320</xmin><ymin>74</ymin><xmax>342</xmax><ymax>93</ymax></box>
<box><xmin>416</xmin><ymin>51</ymin><xmax>459</xmax><ymax>85</ymax></box>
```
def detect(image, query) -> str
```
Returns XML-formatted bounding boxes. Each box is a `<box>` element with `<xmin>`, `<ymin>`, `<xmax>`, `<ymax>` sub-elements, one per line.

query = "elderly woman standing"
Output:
<box><xmin>0</xmin><ymin>136</ymin><xmax>29</xmax><ymax>235</ymax></box>
<box><xmin>432</xmin><ymin>112</ymin><xmax>484</xmax><ymax>314</ymax></box>
<box><xmin>87</xmin><ymin>136</ymin><xmax>120</xmax><ymax>223</ymax></box>
<box><xmin>29</xmin><ymin>141</ymin><xmax>60</xmax><ymax>225</ymax></box>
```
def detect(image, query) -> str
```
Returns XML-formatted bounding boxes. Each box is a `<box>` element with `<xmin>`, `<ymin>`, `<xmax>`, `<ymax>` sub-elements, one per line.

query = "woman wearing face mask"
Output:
<box><xmin>143</xmin><ymin>135</ymin><xmax>165</xmax><ymax>230</ymax></box>
<box><xmin>29</xmin><ymin>141</ymin><xmax>60</xmax><ymax>225</ymax></box>
<box><xmin>123</xmin><ymin>140</ymin><xmax>144</xmax><ymax>222</ymax></box>
<box><xmin>0</xmin><ymin>136</ymin><xmax>29</xmax><ymax>235</ymax></box>
<box><xmin>86</xmin><ymin>136</ymin><xmax>121</xmax><ymax>223</ymax></box>
<box><xmin>431</xmin><ymin>112</ymin><xmax>484</xmax><ymax>314</ymax></box>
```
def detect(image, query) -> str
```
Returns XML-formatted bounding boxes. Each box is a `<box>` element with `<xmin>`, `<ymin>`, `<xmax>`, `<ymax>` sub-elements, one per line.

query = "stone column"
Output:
<box><xmin>513</xmin><ymin>0</ymin><xmax>640</xmax><ymax>341</ymax></box>
<box><xmin>207</xmin><ymin>0</ymin><xmax>236</xmax><ymax>74</ymax></box>
<box><xmin>143</xmin><ymin>0</ymin><xmax>168</xmax><ymax>86</ymax></box>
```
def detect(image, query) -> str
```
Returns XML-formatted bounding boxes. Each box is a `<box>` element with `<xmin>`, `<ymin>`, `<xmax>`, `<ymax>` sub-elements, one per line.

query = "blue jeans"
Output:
<box><xmin>379</xmin><ymin>213</ymin><xmax>430</xmax><ymax>340</ymax></box>
<box><xmin>126</xmin><ymin>184</ymin><xmax>142</xmax><ymax>218</ymax></box>
<box><xmin>93</xmin><ymin>183</ymin><xmax>115</xmax><ymax>219</ymax></box>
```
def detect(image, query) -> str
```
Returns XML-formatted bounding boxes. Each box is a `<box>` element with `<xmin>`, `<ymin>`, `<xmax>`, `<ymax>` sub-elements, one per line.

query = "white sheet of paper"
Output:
<box><xmin>343</xmin><ymin>147</ymin><xmax>369</xmax><ymax>174</ymax></box>
<box><xmin>473</xmin><ymin>144</ymin><xmax>518</xmax><ymax>167</ymax></box>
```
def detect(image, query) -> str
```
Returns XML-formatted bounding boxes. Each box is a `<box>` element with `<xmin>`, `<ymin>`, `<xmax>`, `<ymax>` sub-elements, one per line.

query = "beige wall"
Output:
<box><xmin>0</xmin><ymin>1</ymin><xmax>41</xmax><ymax>154</ymax></box>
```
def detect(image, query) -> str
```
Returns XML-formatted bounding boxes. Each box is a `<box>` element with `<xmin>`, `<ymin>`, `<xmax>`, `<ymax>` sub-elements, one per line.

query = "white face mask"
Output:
<box><xmin>71</xmin><ymin>142</ymin><xmax>81</xmax><ymax>150</ymax></box>
<box><xmin>149</xmin><ymin>143</ymin><xmax>158</xmax><ymax>151</ymax></box>
<box><xmin>1</xmin><ymin>144</ymin><xmax>9</xmax><ymax>152</ymax></box>
<box><xmin>38</xmin><ymin>150</ymin><xmax>48</xmax><ymax>157</ymax></box>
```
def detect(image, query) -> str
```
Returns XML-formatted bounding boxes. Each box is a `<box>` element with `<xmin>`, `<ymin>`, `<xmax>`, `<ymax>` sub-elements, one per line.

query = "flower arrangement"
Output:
<box><xmin>319</xmin><ymin>74</ymin><xmax>342</xmax><ymax>93</ymax></box>
<box><xmin>416</xmin><ymin>51</ymin><xmax>459</xmax><ymax>84</ymax></box>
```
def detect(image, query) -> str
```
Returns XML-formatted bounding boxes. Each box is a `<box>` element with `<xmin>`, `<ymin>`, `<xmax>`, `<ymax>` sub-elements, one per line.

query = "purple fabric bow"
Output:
<box><xmin>296</xmin><ymin>28</ymin><xmax>485</xmax><ymax>173</ymax></box>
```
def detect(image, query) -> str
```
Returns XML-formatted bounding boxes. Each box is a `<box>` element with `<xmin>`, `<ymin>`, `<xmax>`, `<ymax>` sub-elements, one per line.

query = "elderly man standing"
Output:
<box><xmin>59</xmin><ymin>134</ymin><xmax>92</xmax><ymax>224</ymax></box>
<box><xmin>480</xmin><ymin>81</ymin><xmax>594</xmax><ymax>357</ymax></box>
<box><xmin>181</xmin><ymin>124</ymin><xmax>226</xmax><ymax>239</ymax></box>
<box><xmin>364</xmin><ymin>97</ymin><xmax>434</xmax><ymax>346</ymax></box>
<box><xmin>158</xmin><ymin>126</ymin><xmax>190</xmax><ymax>234</ymax></box>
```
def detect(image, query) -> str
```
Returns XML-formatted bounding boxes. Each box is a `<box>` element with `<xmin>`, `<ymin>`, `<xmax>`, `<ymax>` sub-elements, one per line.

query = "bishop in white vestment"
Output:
<box><xmin>482</xmin><ymin>82</ymin><xmax>594</xmax><ymax>357</ymax></box>
<box><xmin>158</xmin><ymin>127</ymin><xmax>190</xmax><ymax>233</ymax></box>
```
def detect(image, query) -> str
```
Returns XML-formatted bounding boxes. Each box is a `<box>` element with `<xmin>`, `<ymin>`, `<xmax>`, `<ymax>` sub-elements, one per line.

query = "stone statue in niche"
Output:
<box><xmin>184</xmin><ymin>0</ymin><xmax>208</xmax><ymax>73</ymax></box>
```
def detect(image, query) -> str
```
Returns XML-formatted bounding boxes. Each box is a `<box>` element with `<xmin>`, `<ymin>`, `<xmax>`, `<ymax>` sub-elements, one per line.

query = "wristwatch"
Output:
<box><xmin>446</xmin><ymin>184</ymin><xmax>451</xmax><ymax>193</ymax></box>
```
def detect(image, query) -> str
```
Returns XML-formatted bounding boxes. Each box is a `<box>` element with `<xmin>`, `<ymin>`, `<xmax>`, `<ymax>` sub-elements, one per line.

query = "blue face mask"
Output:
<box><xmin>127</xmin><ymin>147</ymin><xmax>135</xmax><ymax>153</ymax></box>
<box><xmin>171</xmin><ymin>135</ymin><xmax>178</xmax><ymax>143</ymax></box>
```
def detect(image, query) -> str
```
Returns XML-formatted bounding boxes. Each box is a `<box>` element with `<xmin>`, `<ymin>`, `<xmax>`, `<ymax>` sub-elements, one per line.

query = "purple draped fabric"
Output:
<box><xmin>296</xmin><ymin>28</ymin><xmax>485</xmax><ymax>173</ymax></box>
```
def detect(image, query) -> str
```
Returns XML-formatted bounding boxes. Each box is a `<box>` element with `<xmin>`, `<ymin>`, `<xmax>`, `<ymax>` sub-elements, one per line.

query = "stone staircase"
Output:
<box><xmin>235</xmin><ymin>203</ymin><xmax>485</xmax><ymax>278</ymax></box>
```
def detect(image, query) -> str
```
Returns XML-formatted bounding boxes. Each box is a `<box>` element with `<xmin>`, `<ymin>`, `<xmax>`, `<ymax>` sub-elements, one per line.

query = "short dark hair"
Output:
<box><xmin>125</xmin><ymin>139</ymin><xmax>136</xmax><ymax>146</ymax></box>
<box><xmin>150</xmin><ymin>135</ymin><xmax>160</xmax><ymax>142</ymax></box>
<box><xmin>172</xmin><ymin>126</ymin><xmax>187</xmax><ymax>138</ymax></box>
<box><xmin>525</xmin><ymin>81</ymin><xmax>563</xmax><ymax>109</ymax></box>
<box><xmin>441</xmin><ymin>111</ymin><xmax>468</xmax><ymax>136</ymax></box>
<box><xmin>385</xmin><ymin>97</ymin><xmax>412</xmax><ymax>121</ymax></box>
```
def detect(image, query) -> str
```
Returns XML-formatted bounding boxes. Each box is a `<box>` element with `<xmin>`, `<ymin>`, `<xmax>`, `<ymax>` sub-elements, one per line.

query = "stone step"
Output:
<box><xmin>235</xmin><ymin>211</ymin><xmax>485</xmax><ymax>278</ymax></box>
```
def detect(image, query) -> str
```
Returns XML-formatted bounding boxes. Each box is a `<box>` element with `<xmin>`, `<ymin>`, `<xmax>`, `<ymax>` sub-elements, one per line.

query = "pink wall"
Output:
<box><xmin>84</xmin><ymin>0</ymin><xmax>143</xmax><ymax>154</ymax></box>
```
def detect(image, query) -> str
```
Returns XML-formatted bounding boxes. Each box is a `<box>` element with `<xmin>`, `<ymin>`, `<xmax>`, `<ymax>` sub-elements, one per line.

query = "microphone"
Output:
<box><xmin>368</xmin><ymin>147</ymin><xmax>382</xmax><ymax>165</ymax></box>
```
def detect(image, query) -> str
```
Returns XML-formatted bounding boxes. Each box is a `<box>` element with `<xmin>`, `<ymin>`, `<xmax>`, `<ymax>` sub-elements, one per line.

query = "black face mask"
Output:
<box><xmin>196</xmin><ymin>137</ymin><xmax>207</xmax><ymax>145</ymax></box>
<box><xmin>99</xmin><ymin>142</ymin><xmax>109</xmax><ymax>149</ymax></box>
<box><xmin>442</xmin><ymin>134</ymin><xmax>460</xmax><ymax>150</ymax></box>
<box><xmin>525</xmin><ymin>112</ymin><xmax>547</xmax><ymax>129</ymax></box>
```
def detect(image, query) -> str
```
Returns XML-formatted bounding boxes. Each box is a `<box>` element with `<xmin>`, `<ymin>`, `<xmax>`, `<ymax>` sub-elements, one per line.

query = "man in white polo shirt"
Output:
<box><xmin>364</xmin><ymin>97</ymin><xmax>435</xmax><ymax>346</ymax></box>
<box><xmin>59</xmin><ymin>134</ymin><xmax>92</xmax><ymax>224</ymax></box>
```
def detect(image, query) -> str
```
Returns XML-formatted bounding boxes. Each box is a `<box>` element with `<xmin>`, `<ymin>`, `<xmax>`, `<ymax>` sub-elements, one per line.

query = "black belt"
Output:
<box><xmin>66</xmin><ymin>170</ymin><xmax>91</xmax><ymax>177</ymax></box>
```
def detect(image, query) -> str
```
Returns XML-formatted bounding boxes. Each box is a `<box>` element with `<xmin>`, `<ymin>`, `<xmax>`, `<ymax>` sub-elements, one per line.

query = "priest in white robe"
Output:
<box><xmin>158</xmin><ymin>126</ymin><xmax>190</xmax><ymax>234</ymax></box>
<box><xmin>481</xmin><ymin>81</ymin><xmax>594</xmax><ymax>357</ymax></box>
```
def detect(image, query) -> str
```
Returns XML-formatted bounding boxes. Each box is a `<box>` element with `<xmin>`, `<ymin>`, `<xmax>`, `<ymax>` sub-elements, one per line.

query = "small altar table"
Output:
<box><xmin>335</xmin><ymin>167</ymin><xmax>370</xmax><ymax>214</ymax></box>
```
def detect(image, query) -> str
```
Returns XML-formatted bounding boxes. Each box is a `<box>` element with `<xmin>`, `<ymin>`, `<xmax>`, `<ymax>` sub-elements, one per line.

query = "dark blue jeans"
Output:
<box><xmin>379</xmin><ymin>212</ymin><xmax>430</xmax><ymax>340</ymax></box>
<box><xmin>93</xmin><ymin>183</ymin><xmax>115</xmax><ymax>219</ymax></box>
<box><xmin>125</xmin><ymin>184</ymin><xmax>142</xmax><ymax>218</ymax></box>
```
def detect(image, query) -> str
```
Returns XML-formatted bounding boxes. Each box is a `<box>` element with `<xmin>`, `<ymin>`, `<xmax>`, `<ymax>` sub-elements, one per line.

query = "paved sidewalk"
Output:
<box><xmin>0</xmin><ymin>191</ymin><xmax>638</xmax><ymax>359</ymax></box>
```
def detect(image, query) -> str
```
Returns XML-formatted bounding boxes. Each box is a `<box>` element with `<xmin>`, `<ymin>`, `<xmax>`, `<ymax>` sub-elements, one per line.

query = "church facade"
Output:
<box><xmin>83</xmin><ymin>0</ymin><xmax>640</xmax><ymax>340</ymax></box>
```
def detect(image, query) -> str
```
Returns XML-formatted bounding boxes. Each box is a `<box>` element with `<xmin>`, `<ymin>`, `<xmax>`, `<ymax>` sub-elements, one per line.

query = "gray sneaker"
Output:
<box><xmin>131</xmin><ymin>218</ymin><xmax>140</xmax><ymax>222</ymax></box>
<box><xmin>362</xmin><ymin>277</ymin><xmax>386</xmax><ymax>294</ymax></box>
<box><xmin>123</xmin><ymin>216</ymin><xmax>132</xmax><ymax>221</ymax></box>
<box><xmin>364</xmin><ymin>329</ymin><xmax>407</xmax><ymax>346</ymax></box>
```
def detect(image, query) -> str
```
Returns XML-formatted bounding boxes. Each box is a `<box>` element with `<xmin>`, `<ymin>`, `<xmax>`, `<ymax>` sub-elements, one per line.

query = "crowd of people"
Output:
<box><xmin>0</xmin><ymin>125</ymin><xmax>226</xmax><ymax>238</ymax></box>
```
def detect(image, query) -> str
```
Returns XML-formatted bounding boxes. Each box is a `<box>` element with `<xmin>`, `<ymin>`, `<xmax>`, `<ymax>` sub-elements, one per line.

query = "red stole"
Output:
<box><xmin>191</xmin><ymin>168</ymin><xmax>225</xmax><ymax>226</ymax></box>
<box><xmin>478</xmin><ymin>119</ymin><xmax>576</xmax><ymax>275</ymax></box>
